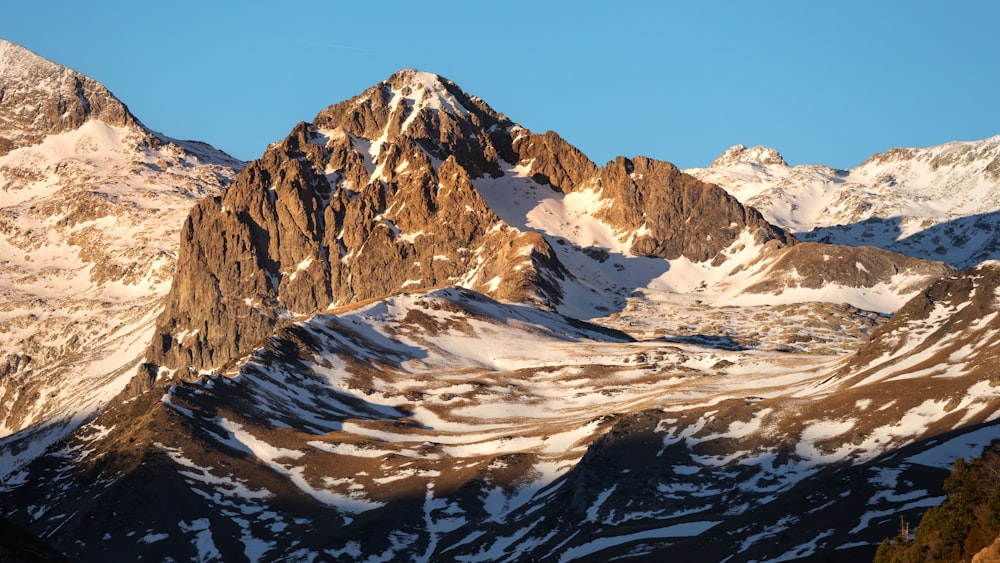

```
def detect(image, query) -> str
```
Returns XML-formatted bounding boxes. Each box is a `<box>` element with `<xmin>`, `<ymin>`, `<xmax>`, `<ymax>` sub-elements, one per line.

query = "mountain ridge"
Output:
<box><xmin>0</xmin><ymin>39</ymin><xmax>135</xmax><ymax>154</ymax></box>
<box><xmin>137</xmin><ymin>69</ymin><xmax>950</xmax><ymax>386</ymax></box>
<box><xmin>688</xmin><ymin>135</ymin><xmax>1000</xmax><ymax>269</ymax></box>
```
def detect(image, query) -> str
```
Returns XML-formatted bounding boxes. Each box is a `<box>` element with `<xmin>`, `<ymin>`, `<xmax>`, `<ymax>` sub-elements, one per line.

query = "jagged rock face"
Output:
<box><xmin>511</xmin><ymin>129</ymin><xmax>598</xmax><ymax>192</ymax></box>
<box><xmin>0</xmin><ymin>39</ymin><xmax>132</xmax><ymax>154</ymax></box>
<box><xmin>148</xmin><ymin>71</ymin><xmax>569</xmax><ymax>375</ymax></box>
<box><xmin>313</xmin><ymin>69</ymin><xmax>512</xmax><ymax>180</ymax></box>
<box><xmin>595</xmin><ymin>156</ymin><xmax>793</xmax><ymax>263</ymax></box>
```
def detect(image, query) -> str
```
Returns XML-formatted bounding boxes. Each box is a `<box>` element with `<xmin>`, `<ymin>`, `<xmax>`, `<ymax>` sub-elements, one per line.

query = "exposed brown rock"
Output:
<box><xmin>511</xmin><ymin>129</ymin><xmax>598</xmax><ymax>192</ymax></box>
<box><xmin>974</xmin><ymin>535</ymin><xmax>1000</xmax><ymax>563</ymax></box>
<box><xmin>595</xmin><ymin>156</ymin><xmax>793</xmax><ymax>262</ymax></box>
<box><xmin>741</xmin><ymin>242</ymin><xmax>954</xmax><ymax>295</ymax></box>
<box><xmin>145</xmin><ymin>72</ymin><xmax>574</xmax><ymax>378</ymax></box>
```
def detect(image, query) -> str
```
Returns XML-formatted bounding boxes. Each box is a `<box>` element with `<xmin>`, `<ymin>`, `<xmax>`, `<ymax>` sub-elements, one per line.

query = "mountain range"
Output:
<box><xmin>1</xmin><ymin>38</ymin><xmax>999</xmax><ymax>562</ymax></box>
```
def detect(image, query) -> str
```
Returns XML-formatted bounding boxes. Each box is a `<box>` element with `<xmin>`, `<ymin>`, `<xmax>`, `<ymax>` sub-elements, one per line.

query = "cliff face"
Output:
<box><xmin>141</xmin><ymin>68</ymin><xmax>950</xmax><ymax>384</ymax></box>
<box><xmin>594</xmin><ymin>155</ymin><xmax>792</xmax><ymax>263</ymax></box>
<box><xmin>146</xmin><ymin>71</ymin><xmax>574</xmax><ymax>376</ymax></box>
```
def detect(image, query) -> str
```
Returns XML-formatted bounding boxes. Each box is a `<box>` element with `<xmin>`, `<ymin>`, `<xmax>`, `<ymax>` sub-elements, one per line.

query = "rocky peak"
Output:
<box><xmin>0</xmin><ymin>39</ymin><xmax>133</xmax><ymax>155</ymax></box>
<box><xmin>595</xmin><ymin>155</ymin><xmax>794</xmax><ymax>263</ymax></box>
<box><xmin>384</xmin><ymin>68</ymin><xmax>474</xmax><ymax>117</ymax></box>
<box><xmin>709</xmin><ymin>144</ymin><xmax>787</xmax><ymax>168</ymax></box>
<box><xmin>313</xmin><ymin>68</ymin><xmax>515</xmax><ymax>179</ymax></box>
<box><xmin>143</xmin><ymin>72</ymin><xmax>571</xmax><ymax>379</ymax></box>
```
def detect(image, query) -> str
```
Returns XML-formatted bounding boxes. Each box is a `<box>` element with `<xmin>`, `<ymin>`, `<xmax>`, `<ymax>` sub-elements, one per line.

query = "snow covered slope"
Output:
<box><xmin>687</xmin><ymin>138</ymin><xmax>1000</xmax><ymax>269</ymax></box>
<box><xmin>0</xmin><ymin>41</ymin><xmax>242</xmax><ymax>477</ymax></box>
<box><xmin>7</xmin><ymin>282</ymin><xmax>999</xmax><ymax>561</ymax></box>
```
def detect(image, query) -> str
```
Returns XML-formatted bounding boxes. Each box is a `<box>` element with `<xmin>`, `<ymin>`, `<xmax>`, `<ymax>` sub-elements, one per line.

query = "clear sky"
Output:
<box><xmin>4</xmin><ymin>1</ymin><xmax>999</xmax><ymax>169</ymax></box>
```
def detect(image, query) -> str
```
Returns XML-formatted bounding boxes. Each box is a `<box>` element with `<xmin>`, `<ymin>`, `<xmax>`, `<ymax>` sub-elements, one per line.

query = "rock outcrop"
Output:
<box><xmin>973</xmin><ymin>535</ymin><xmax>1000</xmax><ymax>563</ymax></box>
<box><xmin>594</xmin><ymin>155</ymin><xmax>792</xmax><ymax>263</ymax></box>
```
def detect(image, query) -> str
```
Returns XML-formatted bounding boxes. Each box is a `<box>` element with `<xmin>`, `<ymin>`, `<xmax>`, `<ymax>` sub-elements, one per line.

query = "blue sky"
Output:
<box><xmin>4</xmin><ymin>1</ymin><xmax>999</xmax><ymax>169</ymax></box>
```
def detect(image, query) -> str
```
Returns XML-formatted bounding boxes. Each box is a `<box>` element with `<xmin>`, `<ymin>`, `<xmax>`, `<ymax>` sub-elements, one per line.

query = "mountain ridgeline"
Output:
<box><xmin>142</xmin><ymin>69</ymin><xmax>796</xmax><ymax>381</ymax></box>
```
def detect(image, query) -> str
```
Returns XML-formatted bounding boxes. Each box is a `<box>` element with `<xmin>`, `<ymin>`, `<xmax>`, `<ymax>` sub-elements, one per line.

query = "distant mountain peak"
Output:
<box><xmin>859</xmin><ymin>135</ymin><xmax>1000</xmax><ymax>176</ymax></box>
<box><xmin>710</xmin><ymin>144</ymin><xmax>787</xmax><ymax>168</ymax></box>
<box><xmin>0</xmin><ymin>38</ymin><xmax>134</xmax><ymax>154</ymax></box>
<box><xmin>386</xmin><ymin>68</ymin><xmax>451</xmax><ymax>91</ymax></box>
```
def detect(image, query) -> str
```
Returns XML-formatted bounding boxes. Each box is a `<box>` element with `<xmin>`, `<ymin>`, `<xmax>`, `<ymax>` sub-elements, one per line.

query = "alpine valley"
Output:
<box><xmin>2</xmin><ymin>39</ymin><xmax>1000</xmax><ymax>562</ymax></box>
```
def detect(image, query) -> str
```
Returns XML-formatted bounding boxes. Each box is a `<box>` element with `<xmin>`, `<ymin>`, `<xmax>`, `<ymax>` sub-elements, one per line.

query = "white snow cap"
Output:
<box><xmin>386</xmin><ymin>68</ymin><xmax>470</xmax><ymax>116</ymax></box>
<box><xmin>710</xmin><ymin>144</ymin><xmax>787</xmax><ymax>168</ymax></box>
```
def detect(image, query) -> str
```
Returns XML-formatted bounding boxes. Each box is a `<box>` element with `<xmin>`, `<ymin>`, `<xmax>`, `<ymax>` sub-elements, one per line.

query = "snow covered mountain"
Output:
<box><xmin>687</xmin><ymin>138</ymin><xmax>1000</xmax><ymax>269</ymax></box>
<box><xmin>0</xmin><ymin>39</ymin><xmax>242</xmax><ymax>478</ymax></box>
<box><xmin>1</xmin><ymin>53</ymin><xmax>997</xmax><ymax>563</ymax></box>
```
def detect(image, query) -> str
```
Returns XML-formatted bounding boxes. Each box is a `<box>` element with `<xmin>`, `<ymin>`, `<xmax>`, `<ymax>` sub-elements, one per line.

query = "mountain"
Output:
<box><xmin>0</xmin><ymin>39</ymin><xmax>242</xmax><ymax>478</ymax></box>
<box><xmin>7</xmin><ymin>276</ymin><xmax>995</xmax><ymax>562</ymax></box>
<box><xmin>137</xmin><ymin>69</ymin><xmax>947</xmax><ymax>386</ymax></box>
<box><xmin>0</xmin><ymin>54</ymin><xmax>993</xmax><ymax>563</ymax></box>
<box><xmin>687</xmin><ymin>137</ymin><xmax>1000</xmax><ymax>269</ymax></box>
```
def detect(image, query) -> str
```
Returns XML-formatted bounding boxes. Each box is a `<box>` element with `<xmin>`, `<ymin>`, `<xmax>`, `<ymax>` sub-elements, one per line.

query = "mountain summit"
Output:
<box><xmin>709</xmin><ymin>144</ymin><xmax>787</xmax><ymax>168</ymax></box>
<box><xmin>135</xmin><ymin>68</ymin><xmax>870</xmax><ymax>382</ymax></box>
<box><xmin>135</xmin><ymin>69</ymin><xmax>951</xmax><ymax>386</ymax></box>
<box><xmin>690</xmin><ymin>135</ymin><xmax>1000</xmax><ymax>269</ymax></box>
<box><xmin>0</xmin><ymin>39</ymin><xmax>133</xmax><ymax>154</ymax></box>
